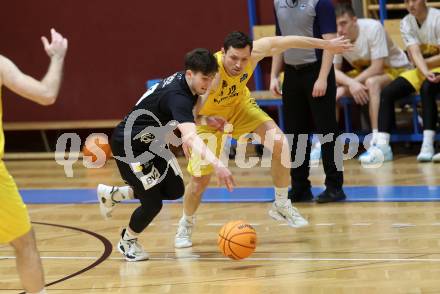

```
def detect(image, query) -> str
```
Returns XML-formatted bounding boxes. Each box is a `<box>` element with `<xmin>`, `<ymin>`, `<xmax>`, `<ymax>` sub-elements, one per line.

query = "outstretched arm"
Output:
<box><xmin>251</xmin><ymin>35</ymin><xmax>351</xmax><ymax>65</ymax></box>
<box><xmin>0</xmin><ymin>28</ymin><xmax>68</xmax><ymax>105</ymax></box>
<box><xmin>269</xmin><ymin>53</ymin><xmax>284</xmax><ymax>96</ymax></box>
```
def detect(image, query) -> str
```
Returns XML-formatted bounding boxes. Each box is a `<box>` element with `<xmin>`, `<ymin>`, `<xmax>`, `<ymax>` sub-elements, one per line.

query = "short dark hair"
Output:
<box><xmin>223</xmin><ymin>31</ymin><xmax>253</xmax><ymax>53</ymax></box>
<box><xmin>335</xmin><ymin>3</ymin><xmax>356</xmax><ymax>18</ymax></box>
<box><xmin>184</xmin><ymin>48</ymin><xmax>218</xmax><ymax>76</ymax></box>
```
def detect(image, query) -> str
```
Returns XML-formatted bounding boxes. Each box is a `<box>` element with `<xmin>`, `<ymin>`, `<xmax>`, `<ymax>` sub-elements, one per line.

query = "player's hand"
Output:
<box><xmin>425</xmin><ymin>72</ymin><xmax>440</xmax><ymax>83</ymax></box>
<box><xmin>325</xmin><ymin>36</ymin><xmax>353</xmax><ymax>54</ymax></box>
<box><xmin>312</xmin><ymin>77</ymin><xmax>327</xmax><ymax>97</ymax></box>
<box><xmin>41</xmin><ymin>28</ymin><xmax>68</xmax><ymax>59</ymax></box>
<box><xmin>270</xmin><ymin>77</ymin><xmax>282</xmax><ymax>96</ymax></box>
<box><xmin>182</xmin><ymin>141</ymin><xmax>191</xmax><ymax>159</ymax></box>
<box><xmin>349</xmin><ymin>81</ymin><xmax>369</xmax><ymax>105</ymax></box>
<box><xmin>214</xmin><ymin>165</ymin><xmax>235</xmax><ymax>192</ymax></box>
<box><xmin>205</xmin><ymin>116</ymin><xmax>228</xmax><ymax>131</ymax></box>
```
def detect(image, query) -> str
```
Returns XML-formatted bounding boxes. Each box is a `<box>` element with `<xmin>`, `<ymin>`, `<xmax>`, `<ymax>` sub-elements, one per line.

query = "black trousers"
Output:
<box><xmin>111</xmin><ymin>131</ymin><xmax>184</xmax><ymax>234</ymax></box>
<box><xmin>420</xmin><ymin>79</ymin><xmax>440</xmax><ymax>131</ymax></box>
<box><xmin>282</xmin><ymin>63</ymin><xmax>343</xmax><ymax>193</ymax></box>
<box><xmin>378</xmin><ymin>77</ymin><xmax>416</xmax><ymax>133</ymax></box>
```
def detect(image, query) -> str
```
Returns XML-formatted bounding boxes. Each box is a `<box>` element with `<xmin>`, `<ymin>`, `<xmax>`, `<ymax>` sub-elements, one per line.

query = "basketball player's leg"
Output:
<box><xmin>1</xmin><ymin>163</ymin><xmax>46</xmax><ymax>294</ymax></box>
<box><xmin>253</xmin><ymin>120</ymin><xmax>289</xmax><ymax>188</ymax></box>
<box><xmin>97</xmin><ymin>183</ymin><xmax>134</xmax><ymax>218</ymax></box>
<box><xmin>114</xmin><ymin>160</ymin><xmax>159</xmax><ymax>261</ymax></box>
<box><xmin>419</xmin><ymin>79</ymin><xmax>440</xmax><ymax>162</ymax></box>
<box><xmin>361</xmin><ymin>76</ymin><xmax>416</xmax><ymax>165</ymax></box>
<box><xmin>117</xmin><ymin>157</ymin><xmax>185</xmax><ymax>261</ymax></box>
<box><xmin>175</xmin><ymin>174</ymin><xmax>211</xmax><ymax>248</ymax></box>
<box><xmin>10</xmin><ymin>229</ymin><xmax>46</xmax><ymax>294</ymax></box>
<box><xmin>96</xmin><ymin>135</ymin><xmax>135</xmax><ymax>218</ymax></box>
<box><xmin>251</xmin><ymin>120</ymin><xmax>308</xmax><ymax>227</ymax></box>
<box><xmin>231</xmin><ymin>101</ymin><xmax>308</xmax><ymax>227</ymax></box>
<box><xmin>418</xmin><ymin>68</ymin><xmax>440</xmax><ymax>161</ymax></box>
<box><xmin>107</xmin><ymin>135</ymin><xmax>169</xmax><ymax>261</ymax></box>
<box><xmin>118</xmin><ymin>185</ymin><xmax>162</xmax><ymax>262</ymax></box>
<box><xmin>364</xmin><ymin>74</ymin><xmax>392</xmax><ymax>141</ymax></box>
<box><xmin>182</xmin><ymin>175</ymin><xmax>211</xmax><ymax>217</ymax></box>
<box><xmin>175</xmin><ymin>128</ymin><xmax>222</xmax><ymax>248</ymax></box>
<box><xmin>229</xmin><ymin>101</ymin><xmax>285</xmax><ymax>186</ymax></box>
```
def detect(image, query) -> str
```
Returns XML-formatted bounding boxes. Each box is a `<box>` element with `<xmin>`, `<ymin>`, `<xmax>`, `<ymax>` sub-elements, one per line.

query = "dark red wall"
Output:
<box><xmin>255</xmin><ymin>0</ymin><xmax>276</xmax><ymax>24</ymax></box>
<box><xmin>1</xmin><ymin>0</ymin><xmax>276</xmax><ymax>122</ymax></box>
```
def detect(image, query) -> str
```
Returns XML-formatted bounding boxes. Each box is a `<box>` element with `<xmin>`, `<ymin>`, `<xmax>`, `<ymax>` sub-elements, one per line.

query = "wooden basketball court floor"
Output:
<box><xmin>1</xmin><ymin>156</ymin><xmax>440</xmax><ymax>294</ymax></box>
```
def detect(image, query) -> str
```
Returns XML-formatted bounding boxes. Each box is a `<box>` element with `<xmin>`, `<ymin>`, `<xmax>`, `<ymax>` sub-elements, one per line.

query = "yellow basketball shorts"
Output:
<box><xmin>346</xmin><ymin>67</ymin><xmax>408</xmax><ymax>81</ymax></box>
<box><xmin>399</xmin><ymin>67</ymin><xmax>440</xmax><ymax>92</ymax></box>
<box><xmin>187</xmin><ymin>99</ymin><xmax>272</xmax><ymax>177</ymax></box>
<box><xmin>0</xmin><ymin>161</ymin><xmax>31</xmax><ymax>244</ymax></box>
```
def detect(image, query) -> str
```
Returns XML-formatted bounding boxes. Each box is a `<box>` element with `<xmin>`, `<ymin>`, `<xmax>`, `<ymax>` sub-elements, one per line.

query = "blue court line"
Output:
<box><xmin>20</xmin><ymin>186</ymin><xmax>440</xmax><ymax>204</ymax></box>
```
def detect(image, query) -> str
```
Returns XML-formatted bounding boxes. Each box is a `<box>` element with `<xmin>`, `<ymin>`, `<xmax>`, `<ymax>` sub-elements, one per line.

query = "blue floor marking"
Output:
<box><xmin>20</xmin><ymin>186</ymin><xmax>440</xmax><ymax>204</ymax></box>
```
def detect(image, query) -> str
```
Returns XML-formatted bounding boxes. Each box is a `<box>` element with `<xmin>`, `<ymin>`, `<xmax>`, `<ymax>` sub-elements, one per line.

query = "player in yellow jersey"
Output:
<box><xmin>360</xmin><ymin>0</ymin><xmax>440</xmax><ymax>165</ymax></box>
<box><xmin>0</xmin><ymin>29</ymin><xmax>67</xmax><ymax>293</ymax></box>
<box><xmin>174</xmin><ymin>31</ymin><xmax>352</xmax><ymax>248</ymax></box>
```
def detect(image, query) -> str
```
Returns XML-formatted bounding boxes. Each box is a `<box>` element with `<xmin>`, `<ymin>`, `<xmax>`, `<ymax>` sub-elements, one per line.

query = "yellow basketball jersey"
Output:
<box><xmin>401</xmin><ymin>8</ymin><xmax>440</xmax><ymax>58</ymax></box>
<box><xmin>199</xmin><ymin>51</ymin><xmax>254</xmax><ymax>119</ymax></box>
<box><xmin>0</xmin><ymin>89</ymin><xmax>4</xmax><ymax>159</ymax></box>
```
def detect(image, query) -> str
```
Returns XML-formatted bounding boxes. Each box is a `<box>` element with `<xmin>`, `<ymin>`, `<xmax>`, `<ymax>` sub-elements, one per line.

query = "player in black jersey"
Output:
<box><xmin>97</xmin><ymin>48</ymin><xmax>234</xmax><ymax>261</ymax></box>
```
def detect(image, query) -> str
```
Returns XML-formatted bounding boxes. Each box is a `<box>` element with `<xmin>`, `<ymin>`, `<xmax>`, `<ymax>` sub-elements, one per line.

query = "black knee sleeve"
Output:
<box><xmin>161</xmin><ymin>175</ymin><xmax>184</xmax><ymax>200</ymax></box>
<box><xmin>128</xmin><ymin>198</ymin><xmax>163</xmax><ymax>233</ymax></box>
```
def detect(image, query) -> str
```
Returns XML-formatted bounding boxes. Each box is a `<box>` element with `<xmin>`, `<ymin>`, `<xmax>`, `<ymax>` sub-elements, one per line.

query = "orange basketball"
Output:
<box><xmin>82</xmin><ymin>134</ymin><xmax>112</xmax><ymax>163</ymax></box>
<box><xmin>217</xmin><ymin>220</ymin><xmax>257</xmax><ymax>260</ymax></box>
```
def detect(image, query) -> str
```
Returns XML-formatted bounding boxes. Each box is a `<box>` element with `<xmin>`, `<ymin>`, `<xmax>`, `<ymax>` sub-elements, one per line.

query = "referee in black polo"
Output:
<box><xmin>270</xmin><ymin>0</ymin><xmax>345</xmax><ymax>203</ymax></box>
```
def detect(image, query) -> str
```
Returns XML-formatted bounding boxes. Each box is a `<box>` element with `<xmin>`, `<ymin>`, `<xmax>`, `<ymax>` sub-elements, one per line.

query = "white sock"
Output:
<box><xmin>311</xmin><ymin>135</ymin><xmax>321</xmax><ymax>149</ymax></box>
<box><xmin>422</xmin><ymin>130</ymin><xmax>435</xmax><ymax>146</ymax></box>
<box><xmin>274</xmin><ymin>187</ymin><xmax>288</xmax><ymax>204</ymax></box>
<box><xmin>376</xmin><ymin>132</ymin><xmax>390</xmax><ymax>147</ymax></box>
<box><xmin>27</xmin><ymin>289</ymin><xmax>47</xmax><ymax>294</ymax></box>
<box><xmin>112</xmin><ymin>186</ymin><xmax>134</xmax><ymax>201</ymax></box>
<box><xmin>123</xmin><ymin>227</ymin><xmax>138</xmax><ymax>240</ymax></box>
<box><xmin>182</xmin><ymin>212</ymin><xmax>194</xmax><ymax>224</ymax></box>
<box><xmin>371</xmin><ymin>129</ymin><xmax>378</xmax><ymax>144</ymax></box>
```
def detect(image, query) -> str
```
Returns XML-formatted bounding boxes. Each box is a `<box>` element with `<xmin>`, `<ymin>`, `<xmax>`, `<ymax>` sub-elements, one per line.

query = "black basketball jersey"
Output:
<box><xmin>113</xmin><ymin>71</ymin><xmax>197</xmax><ymax>142</ymax></box>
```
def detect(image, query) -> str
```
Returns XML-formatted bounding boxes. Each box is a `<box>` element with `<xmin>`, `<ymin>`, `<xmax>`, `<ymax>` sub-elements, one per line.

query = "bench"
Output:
<box><xmin>338</xmin><ymin>95</ymin><xmax>426</xmax><ymax>142</ymax></box>
<box><xmin>365</xmin><ymin>1</ymin><xmax>440</xmax><ymax>19</ymax></box>
<box><xmin>383</xmin><ymin>19</ymin><xmax>405</xmax><ymax>50</ymax></box>
<box><xmin>3</xmin><ymin>119</ymin><xmax>119</xmax><ymax>158</ymax></box>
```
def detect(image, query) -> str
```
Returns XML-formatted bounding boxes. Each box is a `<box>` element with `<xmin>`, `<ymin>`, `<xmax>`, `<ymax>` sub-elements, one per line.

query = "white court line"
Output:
<box><xmin>391</xmin><ymin>223</ymin><xmax>417</xmax><ymax>228</ymax></box>
<box><xmin>352</xmin><ymin>223</ymin><xmax>372</xmax><ymax>226</ymax></box>
<box><xmin>27</xmin><ymin>203</ymin><xmax>75</xmax><ymax>213</ymax></box>
<box><xmin>2</xmin><ymin>256</ymin><xmax>440</xmax><ymax>262</ymax></box>
<box><xmin>315</xmin><ymin>223</ymin><xmax>335</xmax><ymax>226</ymax></box>
<box><xmin>206</xmin><ymin>223</ymin><xmax>261</xmax><ymax>226</ymax></box>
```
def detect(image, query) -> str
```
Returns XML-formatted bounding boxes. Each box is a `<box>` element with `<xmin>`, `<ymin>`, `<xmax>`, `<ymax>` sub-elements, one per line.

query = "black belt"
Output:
<box><xmin>287</xmin><ymin>61</ymin><xmax>318</xmax><ymax>70</ymax></box>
